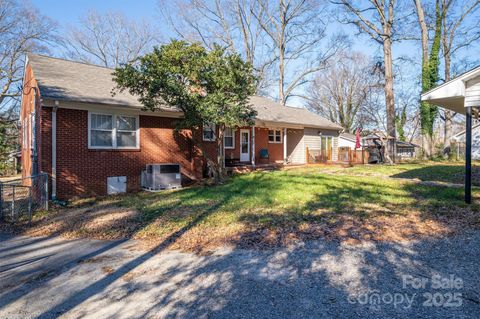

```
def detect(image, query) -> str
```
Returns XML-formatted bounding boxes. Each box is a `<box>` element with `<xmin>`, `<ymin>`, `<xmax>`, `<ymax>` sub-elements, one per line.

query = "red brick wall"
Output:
<box><xmin>40</xmin><ymin>108</ymin><xmax>52</xmax><ymax>192</ymax></box>
<box><xmin>223</xmin><ymin>127</ymin><xmax>284</xmax><ymax>164</ymax></box>
<box><xmin>20</xmin><ymin>64</ymin><xmax>42</xmax><ymax>181</ymax></box>
<box><xmin>38</xmin><ymin>107</ymin><xmax>289</xmax><ymax>198</ymax></box>
<box><xmin>40</xmin><ymin>108</ymin><xmax>199</xmax><ymax>199</ymax></box>
<box><xmin>254</xmin><ymin>127</ymin><xmax>284</xmax><ymax>163</ymax></box>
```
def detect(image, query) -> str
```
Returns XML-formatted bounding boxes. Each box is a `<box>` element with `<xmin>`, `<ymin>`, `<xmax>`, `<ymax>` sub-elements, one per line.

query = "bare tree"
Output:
<box><xmin>251</xmin><ymin>0</ymin><xmax>341</xmax><ymax>105</ymax></box>
<box><xmin>414</xmin><ymin>0</ymin><xmax>447</xmax><ymax>158</ymax></box>
<box><xmin>440</xmin><ymin>0</ymin><xmax>480</xmax><ymax>153</ymax></box>
<box><xmin>306</xmin><ymin>52</ymin><xmax>378</xmax><ymax>132</ymax></box>
<box><xmin>65</xmin><ymin>10</ymin><xmax>159</xmax><ymax>68</ymax></box>
<box><xmin>0</xmin><ymin>0</ymin><xmax>57</xmax><ymax>171</ymax></box>
<box><xmin>334</xmin><ymin>0</ymin><xmax>406</xmax><ymax>163</ymax></box>
<box><xmin>158</xmin><ymin>0</ymin><xmax>274</xmax><ymax>92</ymax></box>
<box><xmin>0</xmin><ymin>0</ymin><xmax>56</xmax><ymax>108</ymax></box>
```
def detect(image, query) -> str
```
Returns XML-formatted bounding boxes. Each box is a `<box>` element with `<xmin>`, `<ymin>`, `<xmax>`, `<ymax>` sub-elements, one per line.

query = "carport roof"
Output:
<box><xmin>421</xmin><ymin>65</ymin><xmax>480</xmax><ymax>114</ymax></box>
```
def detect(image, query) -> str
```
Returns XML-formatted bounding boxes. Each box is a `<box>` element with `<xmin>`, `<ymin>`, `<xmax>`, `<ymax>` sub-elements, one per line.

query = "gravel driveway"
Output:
<box><xmin>1</xmin><ymin>231</ymin><xmax>479</xmax><ymax>318</ymax></box>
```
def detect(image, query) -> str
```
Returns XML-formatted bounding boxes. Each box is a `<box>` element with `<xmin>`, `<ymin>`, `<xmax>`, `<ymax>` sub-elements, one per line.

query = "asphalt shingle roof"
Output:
<box><xmin>28</xmin><ymin>54</ymin><xmax>342</xmax><ymax>130</ymax></box>
<box><xmin>340</xmin><ymin>132</ymin><xmax>356</xmax><ymax>142</ymax></box>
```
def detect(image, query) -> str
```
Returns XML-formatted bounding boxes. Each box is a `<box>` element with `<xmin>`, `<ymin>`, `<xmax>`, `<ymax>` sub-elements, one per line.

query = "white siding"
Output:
<box><xmin>304</xmin><ymin>128</ymin><xmax>322</xmax><ymax>149</ymax></box>
<box><xmin>303</xmin><ymin>128</ymin><xmax>340</xmax><ymax>161</ymax></box>
<box><xmin>287</xmin><ymin>129</ymin><xmax>305</xmax><ymax>164</ymax></box>
<box><xmin>332</xmin><ymin>136</ymin><xmax>338</xmax><ymax>161</ymax></box>
<box><xmin>338</xmin><ymin>137</ymin><xmax>356</xmax><ymax>148</ymax></box>
<box><xmin>466</xmin><ymin>77</ymin><xmax>480</xmax><ymax>107</ymax></box>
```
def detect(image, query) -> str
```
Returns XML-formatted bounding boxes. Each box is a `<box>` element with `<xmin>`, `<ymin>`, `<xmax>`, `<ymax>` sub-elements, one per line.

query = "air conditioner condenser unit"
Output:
<box><xmin>141</xmin><ymin>163</ymin><xmax>182</xmax><ymax>191</ymax></box>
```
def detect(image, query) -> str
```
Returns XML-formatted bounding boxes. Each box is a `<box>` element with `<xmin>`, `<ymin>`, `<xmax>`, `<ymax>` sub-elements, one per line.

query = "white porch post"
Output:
<box><xmin>251</xmin><ymin>126</ymin><xmax>255</xmax><ymax>167</ymax></box>
<box><xmin>283</xmin><ymin>128</ymin><xmax>287</xmax><ymax>163</ymax></box>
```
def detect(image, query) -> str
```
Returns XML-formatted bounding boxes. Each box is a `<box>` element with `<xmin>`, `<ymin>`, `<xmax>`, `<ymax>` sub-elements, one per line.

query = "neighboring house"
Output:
<box><xmin>337</xmin><ymin>133</ymin><xmax>365</xmax><ymax>163</ymax></box>
<box><xmin>20</xmin><ymin>54</ymin><xmax>342</xmax><ymax>199</ymax></box>
<box><xmin>338</xmin><ymin>133</ymin><xmax>357</xmax><ymax>149</ymax></box>
<box><xmin>451</xmin><ymin>123</ymin><xmax>480</xmax><ymax>159</ymax></box>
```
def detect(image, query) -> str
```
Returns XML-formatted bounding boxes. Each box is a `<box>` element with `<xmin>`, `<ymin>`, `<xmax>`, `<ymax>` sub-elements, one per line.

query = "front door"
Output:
<box><xmin>240</xmin><ymin>129</ymin><xmax>250</xmax><ymax>162</ymax></box>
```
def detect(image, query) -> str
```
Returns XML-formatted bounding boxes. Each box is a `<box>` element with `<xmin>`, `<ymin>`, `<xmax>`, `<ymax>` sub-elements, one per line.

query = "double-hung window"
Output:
<box><xmin>116</xmin><ymin>115</ymin><xmax>137</xmax><ymax>148</ymax></box>
<box><xmin>268</xmin><ymin>129</ymin><xmax>282</xmax><ymax>143</ymax></box>
<box><xmin>224</xmin><ymin>128</ymin><xmax>235</xmax><ymax>149</ymax></box>
<box><xmin>89</xmin><ymin>112</ymin><xmax>139</xmax><ymax>149</ymax></box>
<box><xmin>203</xmin><ymin>123</ymin><xmax>216</xmax><ymax>141</ymax></box>
<box><xmin>22</xmin><ymin>118</ymin><xmax>28</xmax><ymax>149</ymax></box>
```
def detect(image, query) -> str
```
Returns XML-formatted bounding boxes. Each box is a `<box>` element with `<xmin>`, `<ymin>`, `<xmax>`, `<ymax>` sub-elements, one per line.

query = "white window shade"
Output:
<box><xmin>89</xmin><ymin>112</ymin><xmax>139</xmax><ymax>149</ymax></box>
<box><xmin>116</xmin><ymin>116</ymin><xmax>137</xmax><ymax>148</ymax></box>
<box><xmin>224</xmin><ymin>128</ymin><xmax>235</xmax><ymax>149</ymax></box>
<box><xmin>90</xmin><ymin>114</ymin><xmax>114</xmax><ymax>147</ymax></box>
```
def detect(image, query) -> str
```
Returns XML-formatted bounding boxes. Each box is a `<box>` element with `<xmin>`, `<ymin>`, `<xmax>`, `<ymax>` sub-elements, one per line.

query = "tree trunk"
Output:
<box><xmin>278</xmin><ymin>1</ymin><xmax>286</xmax><ymax>105</ymax></box>
<box><xmin>191</xmin><ymin>127</ymin><xmax>225</xmax><ymax>184</ymax></box>
<box><xmin>415</xmin><ymin>0</ymin><xmax>432</xmax><ymax>159</ymax></box>
<box><xmin>215</xmin><ymin>124</ymin><xmax>226</xmax><ymax>183</ymax></box>
<box><xmin>279</xmin><ymin>42</ymin><xmax>285</xmax><ymax>105</ymax></box>
<box><xmin>383</xmin><ymin>36</ymin><xmax>396</xmax><ymax>164</ymax></box>
<box><xmin>443</xmin><ymin>50</ymin><xmax>453</xmax><ymax>157</ymax></box>
<box><xmin>444</xmin><ymin>110</ymin><xmax>452</xmax><ymax>154</ymax></box>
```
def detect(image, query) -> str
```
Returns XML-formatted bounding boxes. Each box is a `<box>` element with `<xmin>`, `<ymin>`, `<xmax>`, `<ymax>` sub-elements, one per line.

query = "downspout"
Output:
<box><xmin>51</xmin><ymin>101</ymin><xmax>58</xmax><ymax>199</ymax></box>
<box><xmin>283</xmin><ymin>128</ymin><xmax>287</xmax><ymax>163</ymax></box>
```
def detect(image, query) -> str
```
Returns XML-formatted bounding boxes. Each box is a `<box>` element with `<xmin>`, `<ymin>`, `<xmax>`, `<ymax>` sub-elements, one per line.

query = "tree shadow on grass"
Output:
<box><xmin>46</xmin><ymin>227</ymin><xmax>480</xmax><ymax>318</ymax></box>
<box><xmin>8</xmin><ymin>168</ymin><xmax>480</xmax><ymax>251</ymax></box>
<box><xmin>390</xmin><ymin>164</ymin><xmax>480</xmax><ymax>186</ymax></box>
<box><xmin>31</xmin><ymin>192</ymin><xmax>235</xmax><ymax>318</ymax></box>
<box><xmin>2</xmin><ymin>171</ymin><xmax>480</xmax><ymax>317</ymax></box>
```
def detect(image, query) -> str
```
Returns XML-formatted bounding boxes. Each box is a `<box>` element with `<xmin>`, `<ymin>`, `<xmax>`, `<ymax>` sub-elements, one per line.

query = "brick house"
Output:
<box><xmin>21</xmin><ymin>54</ymin><xmax>343</xmax><ymax>199</ymax></box>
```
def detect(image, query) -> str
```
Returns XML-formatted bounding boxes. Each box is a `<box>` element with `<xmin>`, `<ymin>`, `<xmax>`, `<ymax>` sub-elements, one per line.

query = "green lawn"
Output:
<box><xmin>16</xmin><ymin>163</ymin><xmax>480</xmax><ymax>251</ymax></box>
<box><xmin>309</xmin><ymin>161</ymin><xmax>478</xmax><ymax>185</ymax></box>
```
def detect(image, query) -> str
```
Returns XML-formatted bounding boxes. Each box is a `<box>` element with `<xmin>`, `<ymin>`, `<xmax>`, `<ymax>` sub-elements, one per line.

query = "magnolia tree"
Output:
<box><xmin>113</xmin><ymin>40</ymin><xmax>257</xmax><ymax>183</ymax></box>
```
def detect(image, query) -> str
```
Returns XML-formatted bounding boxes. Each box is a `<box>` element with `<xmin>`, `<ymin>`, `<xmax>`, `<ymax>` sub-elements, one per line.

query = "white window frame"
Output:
<box><xmin>223</xmin><ymin>128</ymin><xmax>235</xmax><ymax>149</ymax></box>
<box><xmin>88</xmin><ymin>112</ymin><xmax>140</xmax><ymax>150</ymax></box>
<box><xmin>268</xmin><ymin>128</ymin><xmax>283</xmax><ymax>144</ymax></box>
<box><xmin>203</xmin><ymin>123</ymin><xmax>216</xmax><ymax>142</ymax></box>
<box><xmin>30</xmin><ymin>113</ymin><xmax>36</xmax><ymax>151</ymax></box>
<box><xmin>22</xmin><ymin>118</ymin><xmax>28</xmax><ymax>149</ymax></box>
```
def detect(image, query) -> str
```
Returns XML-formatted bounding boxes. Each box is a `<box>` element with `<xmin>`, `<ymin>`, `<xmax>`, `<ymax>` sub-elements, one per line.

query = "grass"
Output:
<box><xmin>0</xmin><ymin>174</ymin><xmax>22</xmax><ymax>183</ymax></box>
<box><xmin>308</xmin><ymin>161</ymin><xmax>477</xmax><ymax>185</ymax></box>
<box><xmin>8</xmin><ymin>162</ymin><xmax>480</xmax><ymax>252</ymax></box>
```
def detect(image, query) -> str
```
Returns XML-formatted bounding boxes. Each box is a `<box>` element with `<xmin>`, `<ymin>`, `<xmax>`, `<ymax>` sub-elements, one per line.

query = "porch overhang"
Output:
<box><xmin>253</xmin><ymin>119</ymin><xmax>342</xmax><ymax>131</ymax></box>
<box><xmin>254</xmin><ymin>120</ymin><xmax>304</xmax><ymax>130</ymax></box>
<box><xmin>421</xmin><ymin>65</ymin><xmax>480</xmax><ymax>114</ymax></box>
<box><xmin>421</xmin><ymin>80</ymin><xmax>465</xmax><ymax>114</ymax></box>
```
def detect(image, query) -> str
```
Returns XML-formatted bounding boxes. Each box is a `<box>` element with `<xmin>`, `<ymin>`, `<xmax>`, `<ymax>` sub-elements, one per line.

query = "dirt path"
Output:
<box><xmin>1</xmin><ymin>232</ymin><xmax>479</xmax><ymax>318</ymax></box>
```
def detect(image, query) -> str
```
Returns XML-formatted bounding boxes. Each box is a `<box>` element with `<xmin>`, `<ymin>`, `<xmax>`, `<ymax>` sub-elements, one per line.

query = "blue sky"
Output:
<box><xmin>29</xmin><ymin>0</ymin><xmax>478</xmax><ymax>109</ymax></box>
<box><xmin>32</xmin><ymin>0</ymin><xmax>160</xmax><ymax>27</ymax></box>
<box><xmin>30</xmin><ymin>0</ymin><xmax>415</xmax><ymax>69</ymax></box>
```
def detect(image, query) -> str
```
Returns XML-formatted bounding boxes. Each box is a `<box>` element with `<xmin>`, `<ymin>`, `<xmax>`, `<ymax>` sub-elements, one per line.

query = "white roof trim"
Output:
<box><xmin>339</xmin><ymin>134</ymin><xmax>356</xmax><ymax>142</ymax></box>
<box><xmin>421</xmin><ymin>65</ymin><xmax>480</xmax><ymax>114</ymax></box>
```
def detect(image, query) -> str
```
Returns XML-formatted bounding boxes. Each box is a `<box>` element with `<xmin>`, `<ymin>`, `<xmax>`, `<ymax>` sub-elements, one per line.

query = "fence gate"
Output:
<box><xmin>0</xmin><ymin>173</ymin><xmax>48</xmax><ymax>223</ymax></box>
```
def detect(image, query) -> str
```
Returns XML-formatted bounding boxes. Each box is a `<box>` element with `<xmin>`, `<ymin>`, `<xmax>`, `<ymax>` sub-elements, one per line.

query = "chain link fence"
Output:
<box><xmin>0</xmin><ymin>173</ymin><xmax>48</xmax><ymax>223</ymax></box>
